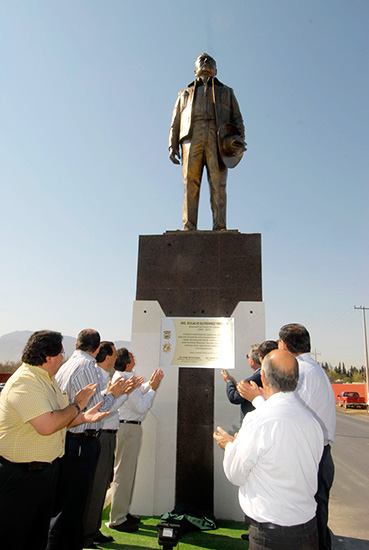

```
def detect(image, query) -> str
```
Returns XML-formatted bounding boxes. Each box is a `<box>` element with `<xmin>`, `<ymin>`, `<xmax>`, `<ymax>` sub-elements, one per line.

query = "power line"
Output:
<box><xmin>318</xmin><ymin>308</ymin><xmax>356</xmax><ymax>333</ymax></box>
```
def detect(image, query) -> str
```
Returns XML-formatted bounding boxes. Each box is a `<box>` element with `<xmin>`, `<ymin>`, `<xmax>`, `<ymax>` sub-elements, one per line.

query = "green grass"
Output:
<box><xmin>98</xmin><ymin>508</ymin><xmax>248</xmax><ymax>550</ymax></box>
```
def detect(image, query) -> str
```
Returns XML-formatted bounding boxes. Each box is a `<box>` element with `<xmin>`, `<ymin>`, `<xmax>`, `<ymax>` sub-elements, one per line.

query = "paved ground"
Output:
<box><xmin>330</xmin><ymin>407</ymin><xmax>369</xmax><ymax>549</ymax></box>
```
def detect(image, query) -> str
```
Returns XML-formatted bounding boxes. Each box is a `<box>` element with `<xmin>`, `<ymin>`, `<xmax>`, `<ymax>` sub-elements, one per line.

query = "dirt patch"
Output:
<box><xmin>336</xmin><ymin>404</ymin><xmax>369</xmax><ymax>421</ymax></box>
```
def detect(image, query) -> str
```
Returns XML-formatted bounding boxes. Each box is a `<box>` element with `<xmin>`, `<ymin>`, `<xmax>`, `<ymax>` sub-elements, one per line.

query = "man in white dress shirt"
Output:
<box><xmin>214</xmin><ymin>350</ymin><xmax>324</xmax><ymax>550</ymax></box>
<box><xmin>237</xmin><ymin>324</ymin><xmax>336</xmax><ymax>550</ymax></box>
<box><xmin>108</xmin><ymin>348</ymin><xmax>164</xmax><ymax>533</ymax></box>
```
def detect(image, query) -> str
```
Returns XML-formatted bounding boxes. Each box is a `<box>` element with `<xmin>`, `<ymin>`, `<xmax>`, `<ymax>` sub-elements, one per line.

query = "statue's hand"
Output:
<box><xmin>169</xmin><ymin>148</ymin><xmax>180</xmax><ymax>165</ymax></box>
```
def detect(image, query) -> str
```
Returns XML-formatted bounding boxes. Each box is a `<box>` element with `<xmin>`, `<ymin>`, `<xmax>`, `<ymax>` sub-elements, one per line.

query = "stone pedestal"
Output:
<box><xmin>135</xmin><ymin>231</ymin><xmax>262</xmax><ymax>511</ymax></box>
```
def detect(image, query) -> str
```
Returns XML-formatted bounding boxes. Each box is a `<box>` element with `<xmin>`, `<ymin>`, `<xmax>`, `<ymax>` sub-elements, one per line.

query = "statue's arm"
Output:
<box><xmin>230</xmin><ymin>89</ymin><xmax>245</xmax><ymax>140</ymax></box>
<box><xmin>168</xmin><ymin>94</ymin><xmax>181</xmax><ymax>165</ymax></box>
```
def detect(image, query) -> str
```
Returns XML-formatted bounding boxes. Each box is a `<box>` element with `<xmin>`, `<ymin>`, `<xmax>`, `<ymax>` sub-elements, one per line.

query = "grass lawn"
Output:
<box><xmin>96</xmin><ymin>507</ymin><xmax>249</xmax><ymax>550</ymax></box>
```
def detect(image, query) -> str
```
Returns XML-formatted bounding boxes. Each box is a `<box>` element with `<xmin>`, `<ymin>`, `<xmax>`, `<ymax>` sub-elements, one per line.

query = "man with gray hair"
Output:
<box><xmin>214</xmin><ymin>350</ymin><xmax>324</xmax><ymax>550</ymax></box>
<box><xmin>221</xmin><ymin>344</ymin><xmax>262</xmax><ymax>424</ymax></box>
<box><xmin>238</xmin><ymin>324</ymin><xmax>336</xmax><ymax>550</ymax></box>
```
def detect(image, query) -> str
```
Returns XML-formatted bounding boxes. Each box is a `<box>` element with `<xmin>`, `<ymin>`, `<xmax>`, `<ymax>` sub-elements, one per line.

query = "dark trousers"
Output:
<box><xmin>0</xmin><ymin>456</ymin><xmax>59</xmax><ymax>550</ymax></box>
<box><xmin>83</xmin><ymin>430</ymin><xmax>116</xmax><ymax>546</ymax></box>
<box><xmin>248</xmin><ymin>517</ymin><xmax>318</xmax><ymax>550</ymax></box>
<box><xmin>47</xmin><ymin>434</ymin><xmax>99</xmax><ymax>550</ymax></box>
<box><xmin>315</xmin><ymin>444</ymin><xmax>335</xmax><ymax>550</ymax></box>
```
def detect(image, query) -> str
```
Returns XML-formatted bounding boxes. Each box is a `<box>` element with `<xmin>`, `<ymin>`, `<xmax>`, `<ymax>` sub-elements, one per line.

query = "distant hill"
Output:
<box><xmin>0</xmin><ymin>331</ymin><xmax>130</xmax><ymax>363</ymax></box>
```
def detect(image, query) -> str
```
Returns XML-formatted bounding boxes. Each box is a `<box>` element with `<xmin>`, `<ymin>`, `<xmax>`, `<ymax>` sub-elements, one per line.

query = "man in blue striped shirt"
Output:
<box><xmin>47</xmin><ymin>329</ymin><xmax>130</xmax><ymax>550</ymax></box>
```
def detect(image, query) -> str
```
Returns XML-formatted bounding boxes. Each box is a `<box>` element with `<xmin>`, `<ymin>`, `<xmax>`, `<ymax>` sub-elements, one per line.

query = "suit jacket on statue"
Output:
<box><xmin>168</xmin><ymin>77</ymin><xmax>245</xmax><ymax>154</ymax></box>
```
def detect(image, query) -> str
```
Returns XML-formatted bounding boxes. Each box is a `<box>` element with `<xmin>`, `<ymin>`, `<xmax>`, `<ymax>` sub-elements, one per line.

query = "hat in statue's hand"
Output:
<box><xmin>218</xmin><ymin>123</ymin><xmax>247</xmax><ymax>168</ymax></box>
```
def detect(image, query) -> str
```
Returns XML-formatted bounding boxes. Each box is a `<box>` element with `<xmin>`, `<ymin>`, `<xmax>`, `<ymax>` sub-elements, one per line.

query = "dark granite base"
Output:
<box><xmin>135</xmin><ymin>231</ymin><xmax>262</xmax><ymax>510</ymax></box>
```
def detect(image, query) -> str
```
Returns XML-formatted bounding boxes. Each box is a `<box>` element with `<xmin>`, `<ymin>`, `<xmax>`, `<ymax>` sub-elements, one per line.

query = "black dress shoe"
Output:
<box><xmin>241</xmin><ymin>533</ymin><xmax>249</xmax><ymax>541</ymax></box>
<box><xmin>127</xmin><ymin>513</ymin><xmax>141</xmax><ymax>524</ymax></box>
<box><xmin>108</xmin><ymin>520</ymin><xmax>139</xmax><ymax>533</ymax></box>
<box><xmin>94</xmin><ymin>531</ymin><xmax>114</xmax><ymax>543</ymax></box>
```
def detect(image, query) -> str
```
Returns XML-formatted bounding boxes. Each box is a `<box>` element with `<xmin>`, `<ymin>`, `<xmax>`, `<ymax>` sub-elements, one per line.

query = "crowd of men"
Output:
<box><xmin>215</xmin><ymin>324</ymin><xmax>336</xmax><ymax>550</ymax></box>
<box><xmin>0</xmin><ymin>322</ymin><xmax>335</xmax><ymax>550</ymax></box>
<box><xmin>0</xmin><ymin>329</ymin><xmax>163</xmax><ymax>550</ymax></box>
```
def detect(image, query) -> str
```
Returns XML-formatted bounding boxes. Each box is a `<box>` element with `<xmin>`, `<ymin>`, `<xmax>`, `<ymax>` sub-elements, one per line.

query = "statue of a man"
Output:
<box><xmin>169</xmin><ymin>53</ymin><xmax>246</xmax><ymax>231</ymax></box>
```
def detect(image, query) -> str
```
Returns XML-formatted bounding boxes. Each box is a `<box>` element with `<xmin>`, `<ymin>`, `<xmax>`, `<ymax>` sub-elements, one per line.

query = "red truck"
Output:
<box><xmin>337</xmin><ymin>391</ymin><xmax>366</xmax><ymax>409</ymax></box>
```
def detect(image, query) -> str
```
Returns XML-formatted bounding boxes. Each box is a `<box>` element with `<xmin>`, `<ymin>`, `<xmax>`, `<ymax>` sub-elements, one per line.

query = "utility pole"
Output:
<box><xmin>354</xmin><ymin>305</ymin><xmax>369</xmax><ymax>403</ymax></box>
<box><xmin>312</xmin><ymin>348</ymin><xmax>321</xmax><ymax>363</ymax></box>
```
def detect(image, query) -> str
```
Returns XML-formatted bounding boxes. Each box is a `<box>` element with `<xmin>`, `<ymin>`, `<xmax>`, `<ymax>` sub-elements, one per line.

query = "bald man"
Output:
<box><xmin>214</xmin><ymin>350</ymin><xmax>324</xmax><ymax>550</ymax></box>
<box><xmin>237</xmin><ymin>324</ymin><xmax>336</xmax><ymax>550</ymax></box>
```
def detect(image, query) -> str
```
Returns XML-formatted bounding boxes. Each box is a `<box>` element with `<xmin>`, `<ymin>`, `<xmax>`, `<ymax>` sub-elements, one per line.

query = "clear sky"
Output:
<box><xmin>1</xmin><ymin>1</ymin><xmax>368</xmax><ymax>368</ymax></box>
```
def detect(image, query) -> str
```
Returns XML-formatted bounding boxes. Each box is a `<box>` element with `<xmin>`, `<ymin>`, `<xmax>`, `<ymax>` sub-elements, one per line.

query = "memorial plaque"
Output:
<box><xmin>135</xmin><ymin>232</ymin><xmax>262</xmax><ymax>510</ymax></box>
<box><xmin>160</xmin><ymin>317</ymin><xmax>234</xmax><ymax>369</ymax></box>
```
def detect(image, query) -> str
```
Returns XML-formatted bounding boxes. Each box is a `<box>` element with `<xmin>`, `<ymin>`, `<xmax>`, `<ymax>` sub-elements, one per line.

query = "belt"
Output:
<box><xmin>101</xmin><ymin>429</ymin><xmax>118</xmax><ymax>434</ymax></box>
<box><xmin>0</xmin><ymin>455</ymin><xmax>57</xmax><ymax>471</ymax></box>
<box><xmin>67</xmin><ymin>429</ymin><xmax>100</xmax><ymax>439</ymax></box>
<box><xmin>247</xmin><ymin>516</ymin><xmax>316</xmax><ymax>532</ymax></box>
<box><xmin>119</xmin><ymin>420</ymin><xmax>141</xmax><ymax>425</ymax></box>
<box><xmin>28</xmin><ymin>461</ymin><xmax>52</xmax><ymax>471</ymax></box>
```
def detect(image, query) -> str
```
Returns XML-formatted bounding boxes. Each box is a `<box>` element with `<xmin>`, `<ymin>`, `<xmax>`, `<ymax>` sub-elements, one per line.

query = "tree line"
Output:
<box><xmin>321</xmin><ymin>362</ymin><xmax>367</xmax><ymax>383</ymax></box>
<box><xmin>0</xmin><ymin>361</ymin><xmax>21</xmax><ymax>374</ymax></box>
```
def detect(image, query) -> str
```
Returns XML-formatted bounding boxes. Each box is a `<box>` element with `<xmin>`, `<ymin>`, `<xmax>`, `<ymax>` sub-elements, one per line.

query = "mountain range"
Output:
<box><xmin>0</xmin><ymin>331</ymin><xmax>129</xmax><ymax>363</ymax></box>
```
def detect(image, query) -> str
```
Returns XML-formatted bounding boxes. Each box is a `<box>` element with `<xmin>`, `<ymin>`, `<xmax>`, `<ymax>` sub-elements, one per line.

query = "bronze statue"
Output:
<box><xmin>169</xmin><ymin>53</ymin><xmax>246</xmax><ymax>231</ymax></box>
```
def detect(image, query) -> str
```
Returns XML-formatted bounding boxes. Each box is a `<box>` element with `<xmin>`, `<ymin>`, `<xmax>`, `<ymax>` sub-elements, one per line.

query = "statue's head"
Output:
<box><xmin>194</xmin><ymin>53</ymin><xmax>217</xmax><ymax>78</ymax></box>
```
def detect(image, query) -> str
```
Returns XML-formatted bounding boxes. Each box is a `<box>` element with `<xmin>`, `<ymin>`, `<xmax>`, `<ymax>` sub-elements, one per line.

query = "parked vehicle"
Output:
<box><xmin>337</xmin><ymin>391</ymin><xmax>366</xmax><ymax>409</ymax></box>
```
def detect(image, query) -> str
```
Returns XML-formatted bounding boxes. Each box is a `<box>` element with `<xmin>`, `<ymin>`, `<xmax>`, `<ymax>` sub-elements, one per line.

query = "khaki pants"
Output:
<box><xmin>109</xmin><ymin>423</ymin><xmax>142</xmax><ymax>526</ymax></box>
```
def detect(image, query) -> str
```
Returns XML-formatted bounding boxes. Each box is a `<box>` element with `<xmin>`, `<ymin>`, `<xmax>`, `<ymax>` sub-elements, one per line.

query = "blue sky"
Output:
<box><xmin>1</xmin><ymin>1</ymin><xmax>368</xmax><ymax>367</ymax></box>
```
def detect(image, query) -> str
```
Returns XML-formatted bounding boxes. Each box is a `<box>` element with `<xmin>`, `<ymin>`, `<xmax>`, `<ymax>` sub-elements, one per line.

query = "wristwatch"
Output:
<box><xmin>70</xmin><ymin>402</ymin><xmax>81</xmax><ymax>414</ymax></box>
